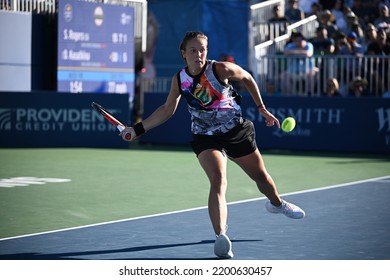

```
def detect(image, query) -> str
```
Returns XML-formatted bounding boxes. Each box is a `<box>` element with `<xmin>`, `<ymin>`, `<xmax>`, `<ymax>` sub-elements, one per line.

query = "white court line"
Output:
<box><xmin>1</xmin><ymin>175</ymin><xmax>389</xmax><ymax>242</ymax></box>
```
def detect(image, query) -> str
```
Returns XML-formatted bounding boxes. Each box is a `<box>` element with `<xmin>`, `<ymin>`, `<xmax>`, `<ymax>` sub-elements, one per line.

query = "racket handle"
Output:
<box><xmin>117</xmin><ymin>125</ymin><xmax>132</xmax><ymax>140</ymax></box>
<box><xmin>124</xmin><ymin>133</ymin><xmax>132</xmax><ymax>140</ymax></box>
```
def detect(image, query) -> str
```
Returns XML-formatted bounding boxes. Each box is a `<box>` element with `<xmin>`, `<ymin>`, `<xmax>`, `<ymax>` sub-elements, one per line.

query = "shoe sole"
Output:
<box><xmin>214</xmin><ymin>234</ymin><xmax>234</xmax><ymax>259</ymax></box>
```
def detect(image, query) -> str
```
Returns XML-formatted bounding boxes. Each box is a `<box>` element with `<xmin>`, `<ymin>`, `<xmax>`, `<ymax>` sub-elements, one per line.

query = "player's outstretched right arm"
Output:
<box><xmin>120</xmin><ymin>75</ymin><xmax>182</xmax><ymax>141</ymax></box>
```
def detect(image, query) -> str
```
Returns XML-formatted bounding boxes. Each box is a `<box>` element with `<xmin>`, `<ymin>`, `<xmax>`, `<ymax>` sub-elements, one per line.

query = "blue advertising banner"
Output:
<box><xmin>1</xmin><ymin>92</ymin><xmax>389</xmax><ymax>152</ymax></box>
<box><xmin>140</xmin><ymin>93</ymin><xmax>390</xmax><ymax>154</ymax></box>
<box><xmin>57</xmin><ymin>0</ymin><xmax>134</xmax><ymax>94</ymax></box>
<box><xmin>0</xmin><ymin>92</ymin><xmax>130</xmax><ymax>148</ymax></box>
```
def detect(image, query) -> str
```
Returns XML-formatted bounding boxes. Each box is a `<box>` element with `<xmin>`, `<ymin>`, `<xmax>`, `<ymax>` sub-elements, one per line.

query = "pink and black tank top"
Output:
<box><xmin>177</xmin><ymin>60</ymin><xmax>242</xmax><ymax>135</ymax></box>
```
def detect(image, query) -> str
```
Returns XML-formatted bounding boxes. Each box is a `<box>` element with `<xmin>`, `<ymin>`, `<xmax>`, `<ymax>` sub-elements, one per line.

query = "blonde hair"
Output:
<box><xmin>327</xmin><ymin>78</ymin><xmax>339</xmax><ymax>91</ymax></box>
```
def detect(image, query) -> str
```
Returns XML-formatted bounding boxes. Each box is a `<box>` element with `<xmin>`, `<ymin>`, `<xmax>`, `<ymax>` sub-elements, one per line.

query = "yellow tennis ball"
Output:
<box><xmin>282</xmin><ymin>117</ymin><xmax>296</xmax><ymax>132</ymax></box>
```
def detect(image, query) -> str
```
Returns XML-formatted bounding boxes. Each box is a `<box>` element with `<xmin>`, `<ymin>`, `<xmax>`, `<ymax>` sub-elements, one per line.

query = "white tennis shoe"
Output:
<box><xmin>214</xmin><ymin>233</ymin><xmax>234</xmax><ymax>259</ymax></box>
<box><xmin>266</xmin><ymin>200</ymin><xmax>305</xmax><ymax>219</ymax></box>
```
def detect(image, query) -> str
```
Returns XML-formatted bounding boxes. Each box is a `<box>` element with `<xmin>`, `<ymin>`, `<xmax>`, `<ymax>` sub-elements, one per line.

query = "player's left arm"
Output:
<box><xmin>215</xmin><ymin>61</ymin><xmax>280</xmax><ymax>128</ymax></box>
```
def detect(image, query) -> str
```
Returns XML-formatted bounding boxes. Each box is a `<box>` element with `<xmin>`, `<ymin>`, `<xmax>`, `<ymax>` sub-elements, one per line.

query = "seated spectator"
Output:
<box><xmin>322</xmin><ymin>77</ymin><xmax>343</xmax><ymax>97</ymax></box>
<box><xmin>309</xmin><ymin>26</ymin><xmax>336</xmax><ymax>55</ymax></box>
<box><xmin>364</xmin><ymin>23</ymin><xmax>378</xmax><ymax>51</ymax></box>
<box><xmin>281</xmin><ymin>30</ymin><xmax>319</xmax><ymax>96</ymax></box>
<box><xmin>366</xmin><ymin>27</ymin><xmax>390</xmax><ymax>95</ymax></box>
<box><xmin>331</xmin><ymin>0</ymin><xmax>344</xmax><ymax>26</ymax></box>
<box><xmin>335</xmin><ymin>32</ymin><xmax>364</xmax><ymax>82</ymax></box>
<box><xmin>350</xmin><ymin>0</ymin><xmax>378</xmax><ymax>26</ymax></box>
<box><xmin>285</xmin><ymin>0</ymin><xmax>305</xmax><ymax>23</ymax></box>
<box><xmin>374</xmin><ymin>3</ymin><xmax>390</xmax><ymax>29</ymax></box>
<box><xmin>335</xmin><ymin>31</ymin><xmax>364</xmax><ymax>55</ymax></box>
<box><xmin>344</xmin><ymin>10</ymin><xmax>361</xmax><ymax>35</ymax></box>
<box><xmin>334</xmin><ymin>32</ymin><xmax>352</xmax><ymax>54</ymax></box>
<box><xmin>348</xmin><ymin>76</ymin><xmax>371</xmax><ymax>97</ymax></box>
<box><xmin>350</xmin><ymin>21</ymin><xmax>365</xmax><ymax>45</ymax></box>
<box><xmin>376</xmin><ymin>21</ymin><xmax>390</xmax><ymax>39</ymax></box>
<box><xmin>366</xmin><ymin>27</ymin><xmax>390</xmax><ymax>54</ymax></box>
<box><xmin>334</xmin><ymin>32</ymin><xmax>355</xmax><ymax>80</ymax></box>
<box><xmin>318</xmin><ymin>10</ymin><xmax>339</xmax><ymax>39</ymax></box>
<box><xmin>346</xmin><ymin>32</ymin><xmax>365</xmax><ymax>56</ymax></box>
<box><xmin>337</xmin><ymin>7</ymin><xmax>353</xmax><ymax>34</ymax></box>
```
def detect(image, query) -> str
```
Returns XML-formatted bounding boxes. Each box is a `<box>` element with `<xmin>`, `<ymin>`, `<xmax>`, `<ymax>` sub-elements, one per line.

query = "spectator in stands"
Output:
<box><xmin>333</xmin><ymin>32</ymin><xmax>357</xmax><ymax>81</ymax></box>
<box><xmin>366</xmin><ymin>27</ymin><xmax>390</xmax><ymax>54</ymax></box>
<box><xmin>331</xmin><ymin>0</ymin><xmax>345</xmax><ymax>26</ymax></box>
<box><xmin>377</xmin><ymin>21</ymin><xmax>390</xmax><ymax>39</ymax></box>
<box><xmin>366</xmin><ymin>27</ymin><xmax>390</xmax><ymax>95</ymax></box>
<box><xmin>350</xmin><ymin>0</ymin><xmax>378</xmax><ymax>26</ymax></box>
<box><xmin>374</xmin><ymin>3</ymin><xmax>390</xmax><ymax>32</ymax></box>
<box><xmin>269</xmin><ymin>4</ymin><xmax>291</xmax><ymax>24</ymax></box>
<box><xmin>374</xmin><ymin>3</ymin><xmax>390</xmax><ymax>40</ymax></box>
<box><xmin>268</xmin><ymin>5</ymin><xmax>291</xmax><ymax>23</ymax></box>
<box><xmin>364</xmin><ymin>23</ymin><xmax>378</xmax><ymax>51</ymax></box>
<box><xmin>309</xmin><ymin>26</ymin><xmax>336</xmax><ymax>55</ymax></box>
<box><xmin>337</xmin><ymin>7</ymin><xmax>353</xmax><ymax>34</ymax></box>
<box><xmin>281</xmin><ymin>30</ymin><xmax>319</xmax><ymax>96</ymax></box>
<box><xmin>348</xmin><ymin>76</ymin><xmax>371</xmax><ymax>97</ymax></box>
<box><xmin>335</xmin><ymin>32</ymin><xmax>364</xmax><ymax>81</ymax></box>
<box><xmin>285</xmin><ymin>0</ymin><xmax>305</xmax><ymax>23</ymax></box>
<box><xmin>351</xmin><ymin>21</ymin><xmax>365</xmax><ymax>45</ymax></box>
<box><xmin>307</xmin><ymin>2</ymin><xmax>322</xmax><ymax>17</ymax></box>
<box><xmin>322</xmin><ymin>77</ymin><xmax>342</xmax><ymax>97</ymax></box>
<box><xmin>318</xmin><ymin>10</ymin><xmax>339</xmax><ymax>39</ymax></box>
<box><xmin>344</xmin><ymin>10</ymin><xmax>360</xmax><ymax>35</ymax></box>
<box><xmin>299</xmin><ymin>0</ymin><xmax>319</xmax><ymax>17</ymax></box>
<box><xmin>334</xmin><ymin>32</ymin><xmax>351</xmax><ymax>54</ymax></box>
<box><xmin>268</xmin><ymin>4</ymin><xmax>291</xmax><ymax>38</ymax></box>
<box><xmin>346</xmin><ymin>32</ymin><xmax>365</xmax><ymax>56</ymax></box>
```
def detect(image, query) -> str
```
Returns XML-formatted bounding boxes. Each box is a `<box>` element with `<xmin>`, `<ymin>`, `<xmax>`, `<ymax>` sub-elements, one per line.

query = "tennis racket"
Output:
<box><xmin>91</xmin><ymin>102</ymin><xmax>131</xmax><ymax>140</ymax></box>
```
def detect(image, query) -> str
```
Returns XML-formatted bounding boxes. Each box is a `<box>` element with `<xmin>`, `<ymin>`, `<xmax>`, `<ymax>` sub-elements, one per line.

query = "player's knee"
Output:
<box><xmin>209</xmin><ymin>174</ymin><xmax>227</xmax><ymax>193</ymax></box>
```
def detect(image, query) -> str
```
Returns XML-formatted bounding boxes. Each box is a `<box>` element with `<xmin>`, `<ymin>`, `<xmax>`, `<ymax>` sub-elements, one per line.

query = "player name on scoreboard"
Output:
<box><xmin>57</xmin><ymin>0</ymin><xmax>135</xmax><ymax>94</ymax></box>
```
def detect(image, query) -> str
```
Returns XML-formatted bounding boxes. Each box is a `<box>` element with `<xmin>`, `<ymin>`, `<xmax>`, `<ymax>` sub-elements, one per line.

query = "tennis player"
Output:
<box><xmin>121</xmin><ymin>31</ymin><xmax>305</xmax><ymax>259</ymax></box>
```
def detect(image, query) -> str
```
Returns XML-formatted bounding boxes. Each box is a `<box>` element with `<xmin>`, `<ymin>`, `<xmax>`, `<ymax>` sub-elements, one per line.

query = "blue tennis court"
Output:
<box><xmin>0</xmin><ymin>176</ymin><xmax>389</xmax><ymax>260</ymax></box>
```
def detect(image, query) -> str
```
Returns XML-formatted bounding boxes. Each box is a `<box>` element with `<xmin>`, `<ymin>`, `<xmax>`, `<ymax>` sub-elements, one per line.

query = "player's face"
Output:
<box><xmin>182</xmin><ymin>37</ymin><xmax>208</xmax><ymax>70</ymax></box>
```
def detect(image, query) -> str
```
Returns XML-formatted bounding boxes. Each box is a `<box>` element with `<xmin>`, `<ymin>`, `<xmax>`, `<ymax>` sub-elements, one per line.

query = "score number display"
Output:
<box><xmin>57</xmin><ymin>0</ymin><xmax>135</xmax><ymax>94</ymax></box>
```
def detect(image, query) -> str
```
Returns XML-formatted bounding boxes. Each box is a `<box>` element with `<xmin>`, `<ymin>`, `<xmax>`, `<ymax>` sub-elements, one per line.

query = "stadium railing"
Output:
<box><xmin>255</xmin><ymin>54</ymin><xmax>390</xmax><ymax>97</ymax></box>
<box><xmin>0</xmin><ymin>0</ymin><xmax>56</xmax><ymax>13</ymax></box>
<box><xmin>139</xmin><ymin>53</ymin><xmax>389</xmax><ymax>97</ymax></box>
<box><xmin>252</xmin><ymin>15</ymin><xmax>389</xmax><ymax>97</ymax></box>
